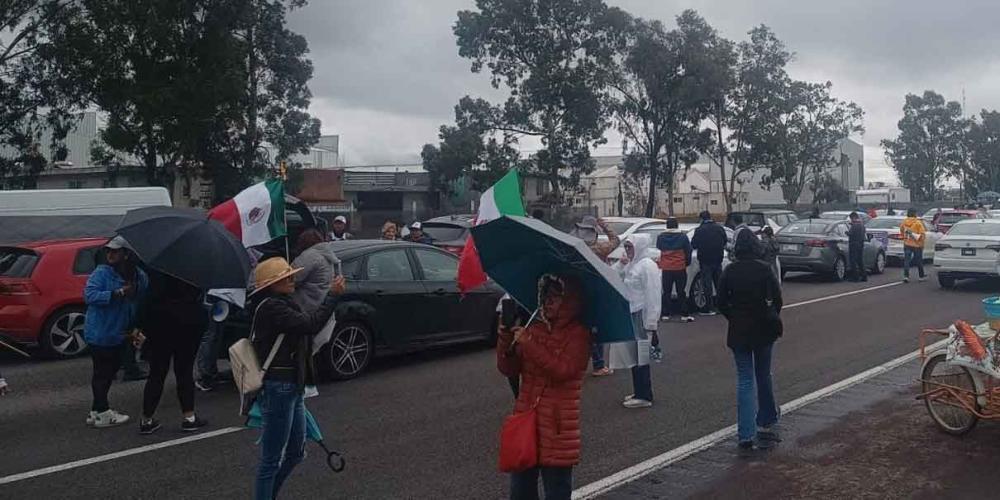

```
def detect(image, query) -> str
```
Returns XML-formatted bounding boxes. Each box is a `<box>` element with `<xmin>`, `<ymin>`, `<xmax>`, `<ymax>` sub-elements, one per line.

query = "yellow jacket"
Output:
<box><xmin>900</xmin><ymin>217</ymin><xmax>926</xmax><ymax>248</ymax></box>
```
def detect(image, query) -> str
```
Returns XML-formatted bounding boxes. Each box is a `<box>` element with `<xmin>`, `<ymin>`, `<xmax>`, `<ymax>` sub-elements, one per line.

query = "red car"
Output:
<box><xmin>0</xmin><ymin>238</ymin><xmax>106</xmax><ymax>358</ymax></box>
<box><xmin>932</xmin><ymin>210</ymin><xmax>985</xmax><ymax>234</ymax></box>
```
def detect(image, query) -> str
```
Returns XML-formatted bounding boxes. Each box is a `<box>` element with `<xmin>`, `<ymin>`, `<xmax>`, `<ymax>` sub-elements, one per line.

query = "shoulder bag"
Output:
<box><xmin>228</xmin><ymin>298</ymin><xmax>285</xmax><ymax>414</ymax></box>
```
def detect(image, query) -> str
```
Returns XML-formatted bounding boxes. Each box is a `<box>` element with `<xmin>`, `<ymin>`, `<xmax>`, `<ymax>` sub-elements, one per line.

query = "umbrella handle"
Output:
<box><xmin>317</xmin><ymin>440</ymin><xmax>345</xmax><ymax>473</ymax></box>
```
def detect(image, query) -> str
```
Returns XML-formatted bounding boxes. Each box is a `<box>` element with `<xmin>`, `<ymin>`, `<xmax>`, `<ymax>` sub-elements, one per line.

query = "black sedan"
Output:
<box><xmin>319</xmin><ymin>240</ymin><xmax>502</xmax><ymax>379</ymax></box>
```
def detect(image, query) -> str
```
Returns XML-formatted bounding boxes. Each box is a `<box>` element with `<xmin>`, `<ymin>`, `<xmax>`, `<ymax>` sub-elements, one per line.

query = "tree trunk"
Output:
<box><xmin>645</xmin><ymin>155</ymin><xmax>658</xmax><ymax>218</ymax></box>
<box><xmin>666</xmin><ymin>154</ymin><xmax>676</xmax><ymax>216</ymax></box>
<box><xmin>713</xmin><ymin>111</ymin><xmax>732</xmax><ymax>213</ymax></box>
<box><xmin>243</xmin><ymin>16</ymin><xmax>258</xmax><ymax>174</ymax></box>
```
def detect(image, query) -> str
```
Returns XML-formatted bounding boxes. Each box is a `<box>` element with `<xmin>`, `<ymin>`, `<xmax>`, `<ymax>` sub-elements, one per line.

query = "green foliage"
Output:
<box><xmin>811</xmin><ymin>172</ymin><xmax>851</xmax><ymax>204</ymax></box>
<box><xmin>445</xmin><ymin>0</ymin><xmax>628</xmax><ymax>201</ymax></box>
<box><xmin>882</xmin><ymin>91</ymin><xmax>968</xmax><ymax>202</ymax></box>
<box><xmin>613</xmin><ymin>10</ymin><xmax>725</xmax><ymax>216</ymax></box>
<box><xmin>967</xmin><ymin>110</ymin><xmax>1000</xmax><ymax>195</ymax></box>
<box><xmin>0</xmin><ymin>0</ymin><xmax>81</xmax><ymax>187</ymax></box>
<box><xmin>758</xmin><ymin>80</ymin><xmax>864</xmax><ymax>206</ymax></box>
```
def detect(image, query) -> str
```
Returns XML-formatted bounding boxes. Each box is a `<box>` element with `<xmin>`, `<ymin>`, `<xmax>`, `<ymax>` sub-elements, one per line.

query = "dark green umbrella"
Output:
<box><xmin>470</xmin><ymin>215</ymin><xmax>635</xmax><ymax>343</ymax></box>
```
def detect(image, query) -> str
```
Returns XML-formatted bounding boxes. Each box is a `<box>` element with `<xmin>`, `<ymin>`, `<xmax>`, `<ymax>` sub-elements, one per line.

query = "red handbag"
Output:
<box><xmin>498</xmin><ymin>407</ymin><xmax>539</xmax><ymax>472</ymax></box>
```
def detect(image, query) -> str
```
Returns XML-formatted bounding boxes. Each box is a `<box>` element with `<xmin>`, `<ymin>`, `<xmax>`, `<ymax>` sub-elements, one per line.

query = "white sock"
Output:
<box><xmin>184</xmin><ymin>415</ymin><xmax>196</xmax><ymax>423</ymax></box>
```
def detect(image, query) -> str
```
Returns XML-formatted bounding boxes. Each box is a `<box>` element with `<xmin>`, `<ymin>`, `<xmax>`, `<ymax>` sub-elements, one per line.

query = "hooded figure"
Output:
<box><xmin>608</xmin><ymin>234</ymin><xmax>661</xmax><ymax>408</ymax></box>
<box><xmin>497</xmin><ymin>274</ymin><xmax>591</xmax><ymax>498</ymax></box>
<box><xmin>292</xmin><ymin>229</ymin><xmax>341</xmax><ymax>312</ymax></box>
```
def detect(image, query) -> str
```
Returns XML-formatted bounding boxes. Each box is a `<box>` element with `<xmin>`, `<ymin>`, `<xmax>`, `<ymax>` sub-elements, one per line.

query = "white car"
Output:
<box><xmin>597</xmin><ymin>217</ymin><xmax>666</xmax><ymax>243</ymax></box>
<box><xmin>866</xmin><ymin>216</ymin><xmax>942</xmax><ymax>264</ymax></box>
<box><xmin>608</xmin><ymin>223</ymin><xmax>734</xmax><ymax>312</ymax></box>
<box><xmin>934</xmin><ymin>218</ymin><xmax>1000</xmax><ymax>288</ymax></box>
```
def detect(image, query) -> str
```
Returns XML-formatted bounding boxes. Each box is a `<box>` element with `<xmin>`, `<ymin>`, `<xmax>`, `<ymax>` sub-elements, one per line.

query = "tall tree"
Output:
<box><xmin>967</xmin><ymin>110</ymin><xmax>1000</xmax><ymax>195</ymax></box>
<box><xmin>759</xmin><ymin>80</ymin><xmax>864</xmax><ymax>206</ymax></box>
<box><xmin>882</xmin><ymin>90</ymin><xmax>968</xmax><ymax>201</ymax></box>
<box><xmin>421</xmin><ymin>97</ymin><xmax>520</xmax><ymax>196</ymax></box>
<box><xmin>705</xmin><ymin>25</ymin><xmax>788</xmax><ymax>212</ymax></box>
<box><xmin>612</xmin><ymin>11</ymin><xmax>722</xmax><ymax>217</ymax></box>
<box><xmin>0</xmin><ymin>0</ymin><xmax>80</xmax><ymax>187</ymax></box>
<box><xmin>452</xmin><ymin>0</ymin><xmax>628</xmax><ymax>202</ymax></box>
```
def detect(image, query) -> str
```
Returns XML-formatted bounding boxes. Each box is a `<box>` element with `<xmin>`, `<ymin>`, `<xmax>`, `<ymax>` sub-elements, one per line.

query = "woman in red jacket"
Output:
<box><xmin>497</xmin><ymin>274</ymin><xmax>591</xmax><ymax>500</ymax></box>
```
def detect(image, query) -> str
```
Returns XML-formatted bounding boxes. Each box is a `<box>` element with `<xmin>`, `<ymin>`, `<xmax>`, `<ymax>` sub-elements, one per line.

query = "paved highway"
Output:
<box><xmin>0</xmin><ymin>270</ymin><xmax>992</xmax><ymax>499</ymax></box>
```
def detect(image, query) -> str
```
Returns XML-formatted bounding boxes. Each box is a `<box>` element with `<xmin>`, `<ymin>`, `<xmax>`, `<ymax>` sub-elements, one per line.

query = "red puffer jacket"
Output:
<box><xmin>497</xmin><ymin>282</ymin><xmax>591</xmax><ymax>467</ymax></box>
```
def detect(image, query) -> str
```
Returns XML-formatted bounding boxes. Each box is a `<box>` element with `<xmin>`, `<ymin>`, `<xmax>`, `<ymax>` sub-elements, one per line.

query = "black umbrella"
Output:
<box><xmin>116</xmin><ymin>206</ymin><xmax>251</xmax><ymax>290</ymax></box>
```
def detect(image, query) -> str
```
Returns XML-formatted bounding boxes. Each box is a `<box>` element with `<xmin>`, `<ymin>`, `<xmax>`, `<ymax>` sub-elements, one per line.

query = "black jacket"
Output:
<box><xmin>717</xmin><ymin>258</ymin><xmax>783</xmax><ymax>350</ymax></box>
<box><xmin>691</xmin><ymin>221</ymin><xmax>728</xmax><ymax>265</ymax></box>
<box><xmin>139</xmin><ymin>270</ymin><xmax>208</xmax><ymax>346</ymax></box>
<box><xmin>251</xmin><ymin>292</ymin><xmax>336</xmax><ymax>390</ymax></box>
<box><xmin>848</xmin><ymin>222</ymin><xmax>866</xmax><ymax>249</ymax></box>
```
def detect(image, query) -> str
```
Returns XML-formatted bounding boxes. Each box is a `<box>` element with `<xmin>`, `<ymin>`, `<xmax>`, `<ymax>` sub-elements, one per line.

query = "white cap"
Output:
<box><xmin>334</xmin><ymin>216</ymin><xmax>347</xmax><ymax>224</ymax></box>
<box><xmin>410</xmin><ymin>221</ymin><xmax>422</xmax><ymax>230</ymax></box>
<box><xmin>105</xmin><ymin>235</ymin><xmax>129</xmax><ymax>250</ymax></box>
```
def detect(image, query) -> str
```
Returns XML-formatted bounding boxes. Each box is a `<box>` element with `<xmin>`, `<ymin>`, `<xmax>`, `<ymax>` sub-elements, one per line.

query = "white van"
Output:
<box><xmin>0</xmin><ymin>186</ymin><xmax>171</xmax><ymax>216</ymax></box>
<box><xmin>0</xmin><ymin>187</ymin><xmax>172</xmax><ymax>244</ymax></box>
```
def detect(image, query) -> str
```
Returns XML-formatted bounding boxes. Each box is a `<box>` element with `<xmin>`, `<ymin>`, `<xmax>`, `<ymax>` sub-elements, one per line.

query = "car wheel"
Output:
<box><xmin>871</xmin><ymin>252</ymin><xmax>886</xmax><ymax>275</ymax></box>
<box><xmin>320</xmin><ymin>321</ymin><xmax>373</xmax><ymax>380</ymax></box>
<box><xmin>938</xmin><ymin>274</ymin><xmax>956</xmax><ymax>289</ymax></box>
<box><xmin>688</xmin><ymin>273</ymin><xmax>707</xmax><ymax>312</ymax></box>
<box><xmin>39</xmin><ymin>306</ymin><xmax>88</xmax><ymax>359</ymax></box>
<box><xmin>831</xmin><ymin>257</ymin><xmax>847</xmax><ymax>282</ymax></box>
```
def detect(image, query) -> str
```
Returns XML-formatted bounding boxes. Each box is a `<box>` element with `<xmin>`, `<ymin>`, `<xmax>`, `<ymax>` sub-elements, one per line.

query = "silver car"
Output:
<box><xmin>776</xmin><ymin>219</ymin><xmax>886</xmax><ymax>281</ymax></box>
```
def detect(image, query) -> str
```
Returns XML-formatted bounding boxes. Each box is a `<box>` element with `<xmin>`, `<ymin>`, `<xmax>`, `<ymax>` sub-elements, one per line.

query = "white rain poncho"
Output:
<box><xmin>607</xmin><ymin>234</ymin><xmax>662</xmax><ymax>369</ymax></box>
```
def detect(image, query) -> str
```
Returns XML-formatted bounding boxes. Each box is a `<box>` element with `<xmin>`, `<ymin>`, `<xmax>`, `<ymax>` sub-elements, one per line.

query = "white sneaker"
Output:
<box><xmin>623</xmin><ymin>394</ymin><xmax>635</xmax><ymax>402</ymax></box>
<box><xmin>623</xmin><ymin>398</ymin><xmax>653</xmax><ymax>409</ymax></box>
<box><xmin>681</xmin><ymin>316</ymin><xmax>695</xmax><ymax>323</ymax></box>
<box><xmin>93</xmin><ymin>409</ymin><xmax>130</xmax><ymax>428</ymax></box>
<box><xmin>86</xmin><ymin>411</ymin><xmax>97</xmax><ymax>426</ymax></box>
<box><xmin>918</xmin><ymin>277</ymin><xmax>927</xmax><ymax>282</ymax></box>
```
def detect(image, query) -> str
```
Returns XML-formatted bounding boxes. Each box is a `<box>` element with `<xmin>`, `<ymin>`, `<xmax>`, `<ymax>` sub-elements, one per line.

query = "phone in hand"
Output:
<box><xmin>501</xmin><ymin>298</ymin><xmax>518</xmax><ymax>329</ymax></box>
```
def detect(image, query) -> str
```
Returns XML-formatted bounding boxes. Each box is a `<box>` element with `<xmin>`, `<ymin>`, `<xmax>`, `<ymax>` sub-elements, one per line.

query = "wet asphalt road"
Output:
<box><xmin>0</xmin><ymin>268</ymin><xmax>994</xmax><ymax>499</ymax></box>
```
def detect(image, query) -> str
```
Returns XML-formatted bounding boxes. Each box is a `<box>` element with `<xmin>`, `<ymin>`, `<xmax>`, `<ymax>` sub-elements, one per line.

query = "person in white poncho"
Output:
<box><xmin>608</xmin><ymin>234</ymin><xmax>662</xmax><ymax>409</ymax></box>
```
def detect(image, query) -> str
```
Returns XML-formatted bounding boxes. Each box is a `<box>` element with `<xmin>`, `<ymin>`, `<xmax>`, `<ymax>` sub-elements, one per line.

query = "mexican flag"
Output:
<box><xmin>209</xmin><ymin>179</ymin><xmax>286</xmax><ymax>248</ymax></box>
<box><xmin>458</xmin><ymin>169</ymin><xmax>525</xmax><ymax>293</ymax></box>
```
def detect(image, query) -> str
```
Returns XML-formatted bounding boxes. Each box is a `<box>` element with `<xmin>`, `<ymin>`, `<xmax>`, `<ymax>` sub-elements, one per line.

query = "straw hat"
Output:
<box><xmin>251</xmin><ymin>257</ymin><xmax>302</xmax><ymax>295</ymax></box>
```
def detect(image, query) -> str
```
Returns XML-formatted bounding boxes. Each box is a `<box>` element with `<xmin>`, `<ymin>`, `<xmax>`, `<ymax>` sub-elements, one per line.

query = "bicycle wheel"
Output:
<box><xmin>921</xmin><ymin>352</ymin><xmax>979</xmax><ymax>436</ymax></box>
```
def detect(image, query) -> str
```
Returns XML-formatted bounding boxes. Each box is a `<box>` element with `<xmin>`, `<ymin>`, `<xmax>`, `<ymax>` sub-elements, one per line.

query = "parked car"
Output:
<box><xmin>932</xmin><ymin>209</ymin><xmax>986</xmax><ymax>234</ymax></box>
<box><xmin>725</xmin><ymin>210</ymin><xmax>798</xmax><ymax>233</ymax></box>
<box><xmin>225</xmin><ymin>240</ymin><xmax>504</xmax><ymax>380</ymax></box>
<box><xmin>609</xmin><ymin>223</ymin><xmax>733</xmax><ymax>312</ymax></box>
<box><xmin>598</xmin><ymin>217</ymin><xmax>666</xmax><ymax>243</ymax></box>
<box><xmin>0</xmin><ymin>238</ymin><xmax>107</xmax><ymax>358</ymax></box>
<box><xmin>818</xmin><ymin>210</ymin><xmax>872</xmax><ymax>224</ymax></box>
<box><xmin>933</xmin><ymin>218</ymin><xmax>1000</xmax><ymax>288</ymax></box>
<box><xmin>420</xmin><ymin>214</ymin><xmax>475</xmax><ymax>256</ymax></box>
<box><xmin>865</xmin><ymin>216</ymin><xmax>942</xmax><ymax>265</ymax></box>
<box><xmin>776</xmin><ymin>219</ymin><xmax>886</xmax><ymax>281</ymax></box>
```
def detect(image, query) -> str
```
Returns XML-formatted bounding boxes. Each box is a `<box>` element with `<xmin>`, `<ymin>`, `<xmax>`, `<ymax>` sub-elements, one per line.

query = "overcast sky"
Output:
<box><xmin>289</xmin><ymin>0</ymin><xmax>1000</xmax><ymax>184</ymax></box>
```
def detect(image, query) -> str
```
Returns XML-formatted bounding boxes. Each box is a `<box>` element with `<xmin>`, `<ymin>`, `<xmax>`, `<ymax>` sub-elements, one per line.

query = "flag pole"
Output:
<box><xmin>279</xmin><ymin>161</ymin><xmax>290</xmax><ymax>261</ymax></box>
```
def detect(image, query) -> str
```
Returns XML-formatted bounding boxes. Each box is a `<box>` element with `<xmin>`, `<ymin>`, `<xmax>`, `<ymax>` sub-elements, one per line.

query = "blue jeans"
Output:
<box><xmin>510</xmin><ymin>466</ymin><xmax>572</xmax><ymax>500</ymax></box>
<box><xmin>700</xmin><ymin>262</ymin><xmax>722</xmax><ymax>312</ymax></box>
<box><xmin>590</xmin><ymin>341</ymin><xmax>605</xmax><ymax>371</ymax></box>
<box><xmin>197</xmin><ymin>321</ymin><xmax>223</xmax><ymax>381</ymax></box>
<box><xmin>255</xmin><ymin>381</ymin><xmax>306</xmax><ymax>500</ymax></box>
<box><xmin>903</xmin><ymin>246</ymin><xmax>925</xmax><ymax>279</ymax></box>
<box><xmin>732</xmin><ymin>343</ymin><xmax>778</xmax><ymax>442</ymax></box>
<box><xmin>631</xmin><ymin>364</ymin><xmax>653</xmax><ymax>402</ymax></box>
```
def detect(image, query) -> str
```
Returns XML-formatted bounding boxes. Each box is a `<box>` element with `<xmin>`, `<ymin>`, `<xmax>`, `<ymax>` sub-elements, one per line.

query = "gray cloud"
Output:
<box><xmin>290</xmin><ymin>0</ymin><xmax>1000</xmax><ymax>180</ymax></box>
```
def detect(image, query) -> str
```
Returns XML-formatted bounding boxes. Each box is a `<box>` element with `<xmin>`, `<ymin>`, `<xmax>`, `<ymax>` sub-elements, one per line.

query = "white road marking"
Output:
<box><xmin>0</xmin><ymin>279</ymin><xmax>912</xmax><ymax>488</ymax></box>
<box><xmin>0</xmin><ymin>426</ymin><xmax>244</xmax><ymax>485</ymax></box>
<box><xmin>571</xmin><ymin>338</ymin><xmax>948</xmax><ymax>499</ymax></box>
<box><xmin>783</xmin><ymin>281</ymin><xmax>903</xmax><ymax>310</ymax></box>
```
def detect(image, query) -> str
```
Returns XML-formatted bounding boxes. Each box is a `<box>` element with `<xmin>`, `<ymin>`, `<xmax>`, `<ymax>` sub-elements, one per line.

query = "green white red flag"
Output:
<box><xmin>209</xmin><ymin>179</ymin><xmax>286</xmax><ymax>248</ymax></box>
<box><xmin>457</xmin><ymin>169</ymin><xmax>525</xmax><ymax>293</ymax></box>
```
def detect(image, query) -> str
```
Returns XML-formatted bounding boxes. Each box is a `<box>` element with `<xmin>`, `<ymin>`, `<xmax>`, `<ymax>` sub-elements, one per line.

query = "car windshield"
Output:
<box><xmin>938</xmin><ymin>213</ymin><xmax>973</xmax><ymax>225</ymax></box>
<box><xmin>0</xmin><ymin>248</ymin><xmax>39</xmax><ymax>278</ymax></box>
<box><xmin>780</xmin><ymin>221</ymin><xmax>832</xmax><ymax>234</ymax></box>
<box><xmin>420</xmin><ymin>224</ymin><xmax>466</xmax><ymax>242</ymax></box>
<box><xmin>946</xmin><ymin>222</ymin><xmax>1000</xmax><ymax>237</ymax></box>
<box><xmin>867</xmin><ymin>218</ymin><xmax>905</xmax><ymax>229</ymax></box>
<box><xmin>819</xmin><ymin>212</ymin><xmax>848</xmax><ymax>219</ymax></box>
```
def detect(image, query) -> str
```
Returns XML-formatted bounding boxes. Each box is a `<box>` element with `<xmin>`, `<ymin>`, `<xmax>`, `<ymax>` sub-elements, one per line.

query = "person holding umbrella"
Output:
<box><xmin>608</xmin><ymin>235</ymin><xmax>661</xmax><ymax>409</ymax></box>
<box><xmin>250</xmin><ymin>257</ymin><xmax>345</xmax><ymax>500</ymax></box>
<box><xmin>497</xmin><ymin>274</ymin><xmax>591</xmax><ymax>499</ymax></box>
<box><xmin>137</xmin><ymin>270</ymin><xmax>210</xmax><ymax>434</ymax></box>
<box><xmin>83</xmin><ymin>236</ymin><xmax>148</xmax><ymax>428</ymax></box>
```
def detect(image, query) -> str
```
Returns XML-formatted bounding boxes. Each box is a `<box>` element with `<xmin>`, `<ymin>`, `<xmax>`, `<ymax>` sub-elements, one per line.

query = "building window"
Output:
<box><xmin>711</xmin><ymin>200</ymin><xmax>719</xmax><ymax>206</ymax></box>
<box><xmin>673</xmin><ymin>197</ymin><xmax>682</xmax><ymax>203</ymax></box>
<box><xmin>68</xmin><ymin>180</ymin><xmax>84</xmax><ymax>189</ymax></box>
